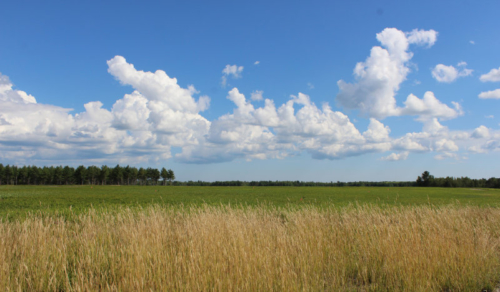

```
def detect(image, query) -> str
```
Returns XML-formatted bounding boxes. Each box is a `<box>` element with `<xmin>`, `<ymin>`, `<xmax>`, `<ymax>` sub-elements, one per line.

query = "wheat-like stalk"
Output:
<box><xmin>0</xmin><ymin>204</ymin><xmax>499</xmax><ymax>291</ymax></box>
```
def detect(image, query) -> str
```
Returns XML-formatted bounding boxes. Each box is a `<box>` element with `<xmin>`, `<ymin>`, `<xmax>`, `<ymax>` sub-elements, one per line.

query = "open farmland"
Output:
<box><xmin>1</xmin><ymin>204</ymin><xmax>500</xmax><ymax>291</ymax></box>
<box><xmin>1</xmin><ymin>186</ymin><xmax>500</xmax><ymax>291</ymax></box>
<box><xmin>1</xmin><ymin>185</ymin><xmax>500</xmax><ymax>219</ymax></box>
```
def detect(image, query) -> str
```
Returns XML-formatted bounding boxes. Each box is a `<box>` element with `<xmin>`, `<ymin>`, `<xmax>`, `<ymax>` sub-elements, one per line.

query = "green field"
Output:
<box><xmin>2</xmin><ymin>185</ymin><xmax>500</xmax><ymax>290</ymax></box>
<box><xmin>1</xmin><ymin>185</ymin><xmax>499</xmax><ymax>219</ymax></box>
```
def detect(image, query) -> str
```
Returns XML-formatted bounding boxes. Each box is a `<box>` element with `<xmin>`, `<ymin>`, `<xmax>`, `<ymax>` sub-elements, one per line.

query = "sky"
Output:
<box><xmin>1</xmin><ymin>0</ymin><xmax>500</xmax><ymax>182</ymax></box>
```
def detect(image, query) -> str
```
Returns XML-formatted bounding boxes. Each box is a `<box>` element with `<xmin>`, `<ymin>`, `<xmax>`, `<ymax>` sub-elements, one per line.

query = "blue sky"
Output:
<box><xmin>1</xmin><ymin>0</ymin><xmax>499</xmax><ymax>181</ymax></box>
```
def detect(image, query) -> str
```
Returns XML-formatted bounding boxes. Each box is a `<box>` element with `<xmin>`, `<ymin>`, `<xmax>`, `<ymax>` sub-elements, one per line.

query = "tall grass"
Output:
<box><xmin>1</xmin><ymin>205</ymin><xmax>499</xmax><ymax>291</ymax></box>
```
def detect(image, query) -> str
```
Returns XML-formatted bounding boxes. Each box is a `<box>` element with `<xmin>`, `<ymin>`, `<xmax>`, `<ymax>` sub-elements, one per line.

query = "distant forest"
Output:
<box><xmin>0</xmin><ymin>164</ymin><xmax>175</xmax><ymax>186</ymax></box>
<box><xmin>0</xmin><ymin>164</ymin><xmax>498</xmax><ymax>188</ymax></box>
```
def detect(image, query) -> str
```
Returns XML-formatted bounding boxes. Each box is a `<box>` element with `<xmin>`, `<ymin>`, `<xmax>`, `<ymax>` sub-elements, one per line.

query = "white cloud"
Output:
<box><xmin>471</xmin><ymin>125</ymin><xmax>490</xmax><ymax>139</ymax></box>
<box><xmin>480</xmin><ymin>67</ymin><xmax>500</xmax><ymax>82</ymax></box>
<box><xmin>432</xmin><ymin>64</ymin><xmax>457</xmax><ymax>83</ymax></box>
<box><xmin>363</xmin><ymin>118</ymin><xmax>390</xmax><ymax>142</ymax></box>
<box><xmin>0</xmin><ymin>73</ymin><xmax>37</xmax><ymax>104</ymax></box>
<box><xmin>380</xmin><ymin>151</ymin><xmax>409</xmax><ymax>161</ymax></box>
<box><xmin>0</xmin><ymin>56</ymin><xmax>213</xmax><ymax>165</ymax></box>
<box><xmin>431</xmin><ymin>62</ymin><xmax>473</xmax><ymax>83</ymax></box>
<box><xmin>391</xmin><ymin>134</ymin><xmax>428</xmax><ymax>152</ymax></box>
<box><xmin>254</xmin><ymin>61</ymin><xmax>260</xmax><ymax>65</ymax></box>
<box><xmin>307</xmin><ymin>82</ymin><xmax>314</xmax><ymax>89</ymax></box>
<box><xmin>336</xmin><ymin>28</ymin><xmax>413</xmax><ymax>119</ymax></box>
<box><xmin>470</xmin><ymin>40</ymin><xmax>475</xmax><ymax>45</ymax></box>
<box><xmin>456</xmin><ymin>63</ymin><xmax>473</xmax><ymax>78</ymax></box>
<box><xmin>111</xmin><ymin>91</ymin><xmax>150</xmax><ymax>130</ymax></box>
<box><xmin>434</xmin><ymin>139</ymin><xmax>459</xmax><ymax>152</ymax></box>
<box><xmin>478</xmin><ymin>89</ymin><xmax>500</xmax><ymax>99</ymax></box>
<box><xmin>422</xmin><ymin>118</ymin><xmax>448</xmax><ymax>136</ymax></box>
<box><xmin>468</xmin><ymin>145</ymin><xmax>487</xmax><ymax>154</ymax></box>
<box><xmin>221</xmin><ymin>64</ymin><xmax>244</xmax><ymax>87</ymax></box>
<box><xmin>107</xmin><ymin>56</ymin><xmax>211</xmax><ymax>148</ymax></box>
<box><xmin>177</xmin><ymin>89</ymin><xmax>390</xmax><ymax>162</ymax></box>
<box><xmin>406</xmin><ymin>29</ymin><xmax>438</xmax><ymax>47</ymax></box>
<box><xmin>2</xmin><ymin>45</ymin><xmax>498</xmax><ymax>166</ymax></box>
<box><xmin>434</xmin><ymin>152</ymin><xmax>463</xmax><ymax>160</ymax></box>
<box><xmin>336</xmin><ymin>28</ymin><xmax>459</xmax><ymax>121</ymax></box>
<box><xmin>400</xmin><ymin>92</ymin><xmax>462</xmax><ymax>121</ymax></box>
<box><xmin>108</xmin><ymin>56</ymin><xmax>209</xmax><ymax>113</ymax></box>
<box><xmin>486</xmin><ymin>115</ymin><xmax>494</xmax><ymax>119</ymax></box>
<box><xmin>250</xmin><ymin>90</ymin><xmax>263</xmax><ymax>101</ymax></box>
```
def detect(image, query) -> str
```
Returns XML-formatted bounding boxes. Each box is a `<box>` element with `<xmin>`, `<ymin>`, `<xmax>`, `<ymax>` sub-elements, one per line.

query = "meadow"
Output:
<box><xmin>1</xmin><ymin>185</ymin><xmax>500</xmax><ymax>219</ymax></box>
<box><xmin>1</xmin><ymin>186</ymin><xmax>500</xmax><ymax>291</ymax></box>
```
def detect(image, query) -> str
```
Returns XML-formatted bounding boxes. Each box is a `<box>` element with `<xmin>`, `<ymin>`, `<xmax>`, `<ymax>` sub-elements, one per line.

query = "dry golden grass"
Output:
<box><xmin>1</xmin><ymin>205</ymin><xmax>500</xmax><ymax>291</ymax></box>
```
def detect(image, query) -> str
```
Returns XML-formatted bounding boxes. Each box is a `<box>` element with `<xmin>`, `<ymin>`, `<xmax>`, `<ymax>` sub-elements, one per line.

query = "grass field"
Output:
<box><xmin>1</xmin><ymin>185</ymin><xmax>500</xmax><ymax>219</ymax></box>
<box><xmin>1</xmin><ymin>204</ymin><xmax>500</xmax><ymax>291</ymax></box>
<box><xmin>1</xmin><ymin>186</ymin><xmax>500</xmax><ymax>291</ymax></box>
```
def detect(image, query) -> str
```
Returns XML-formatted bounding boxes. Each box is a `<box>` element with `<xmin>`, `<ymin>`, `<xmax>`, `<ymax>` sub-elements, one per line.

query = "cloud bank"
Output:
<box><xmin>1</xmin><ymin>28</ymin><xmax>498</xmax><ymax>166</ymax></box>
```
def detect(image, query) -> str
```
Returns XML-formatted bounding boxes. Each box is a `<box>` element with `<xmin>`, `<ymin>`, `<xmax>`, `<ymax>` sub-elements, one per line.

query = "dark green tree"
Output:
<box><xmin>111</xmin><ymin>165</ymin><xmax>123</xmax><ymax>185</ymax></box>
<box><xmin>4</xmin><ymin>165</ymin><xmax>12</xmax><ymax>185</ymax></box>
<box><xmin>54</xmin><ymin>166</ymin><xmax>64</xmax><ymax>185</ymax></box>
<box><xmin>19</xmin><ymin>166</ymin><xmax>29</xmax><ymax>184</ymax></box>
<box><xmin>128</xmin><ymin>167</ymin><xmax>138</xmax><ymax>185</ymax></box>
<box><xmin>29</xmin><ymin>166</ymin><xmax>39</xmax><ymax>185</ymax></box>
<box><xmin>161</xmin><ymin>167</ymin><xmax>168</xmax><ymax>186</ymax></box>
<box><xmin>167</xmin><ymin>169</ymin><xmax>175</xmax><ymax>185</ymax></box>
<box><xmin>151</xmin><ymin>168</ymin><xmax>160</xmax><ymax>185</ymax></box>
<box><xmin>417</xmin><ymin>171</ymin><xmax>434</xmax><ymax>187</ymax></box>
<box><xmin>99</xmin><ymin>165</ymin><xmax>110</xmax><ymax>185</ymax></box>
<box><xmin>0</xmin><ymin>163</ymin><xmax>4</xmax><ymax>185</ymax></box>
<box><xmin>75</xmin><ymin>165</ymin><xmax>87</xmax><ymax>185</ymax></box>
<box><xmin>138</xmin><ymin>167</ymin><xmax>147</xmax><ymax>185</ymax></box>
<box><xmin>63</xmin><ymin>166</ymin><xmax>74</xmax><ymax>185</ymax></box>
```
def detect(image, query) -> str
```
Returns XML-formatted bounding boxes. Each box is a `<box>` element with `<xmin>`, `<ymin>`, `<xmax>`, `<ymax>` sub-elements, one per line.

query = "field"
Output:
<box><xmin>1</xmin><ymin>185</ymin><xmax>500</xmax><ymax>219</ymax></box>
<box><xmin>1</xmin><ymin>186</ymin><xmax>500</xmax><ymax>291</ymax></box>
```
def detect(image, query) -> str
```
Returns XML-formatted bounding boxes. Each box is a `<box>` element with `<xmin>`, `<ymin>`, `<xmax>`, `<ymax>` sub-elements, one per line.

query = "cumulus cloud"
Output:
<box><xmin>380</xmin><ymin>151</ymin><xmax>409</xmax><ymax>161</ymax></box>
<box><xmin>478</xmin><ymin>89</ymin><xmax>500</xmax><ymax>99</ymax></box>
<box><xmin>431</xmin><ymin>62</ymin><xmax>473</xmax><ymax>83</ymax></box>
<box><xmin>250</xmin><ymin>90</ymin><xmax>263</xmax><ymax>101</ymax></box>
<box><xmin>221</xmin><ymin>64</ymin><xmax>244</xmax><ymax>87</ymax></box>
<box><xmin>434</xmin><ymin>139</ymin><xmax>459</xmax><ymax>152</ymax></box>
<box><xmin>480</xmin><ymin>67</ymin><xmax>500</xmax><ymax>82</ymax></box>
<box><xmin>363</xmin><ymin>118</ymin><xmax>390</xmax><ymax>142</ymax></box>
<box><xmin>0</xmin><ymin>56</ymin><xmax>213</xmax><ymax>165</ymax></box>
<box><xmin>336</xmin><ymin>28</ymin><xmax>459</xmax><ymax>121</ymax></box>
<box><xmin>471</xmin><ymin>125</ymin><xmax>490</xmax><ymax>139</ymax></box>
<box><xmin>0</xmin><ymin>73</ymin><xmax>37</xmax><ymax>104</ymax></box>
<box><xmin>432</xmin><ymin>64</ymin><xmax>458</xmax><ymax>83</ymax></box>
<box><xmin>107</xmin><ymin>56</ymin><xmax>211</xmax><ymax>147</ymax></box>
<box><xmin>406</xmin><ymin>29</ymin><xmax>438</xmax><ymax>47</ymax></box>
<box><xmin>391</xmin><ymin>134</ymin><xmax>428</xmax><ymax>152</ymax></box>
<box><xmin>176</xmin><ymin>89</ymin><xmax>393</xmax><ymax>162</ymax></box>
<box><xmin>434</xmin><ymin>152</ymin><xmax>464</xmax><ymax>160</ymax></box>
<box><xmin>2</xmin><ymin>36</ymin><xmax>497</xmax><ymax>166</ymax></box>
<box><xmin>400</xmin><ymin>92</ymin><xmax>462</xmax><ymax>121</ymax></box>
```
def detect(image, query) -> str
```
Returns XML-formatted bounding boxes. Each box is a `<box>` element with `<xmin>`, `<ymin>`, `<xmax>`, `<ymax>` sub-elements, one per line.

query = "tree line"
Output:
<box><xmin>416</xmin><ymin>171</ymin><xmax>500</xmax><ymax>188</ymax></box>
<box><xmin>0</xmin><ymin>163</ymin><xmax>498</xmax><ymax>188</ymax></box>
<box><xmin>0</xmin><ymin>164</ymin><xmax>175</xmax><ymax>186</ymax></box>
<box><xmin>174</xmin><ymin>180</ymin><xmax>417</xmax><ymax>187</ymax></box>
